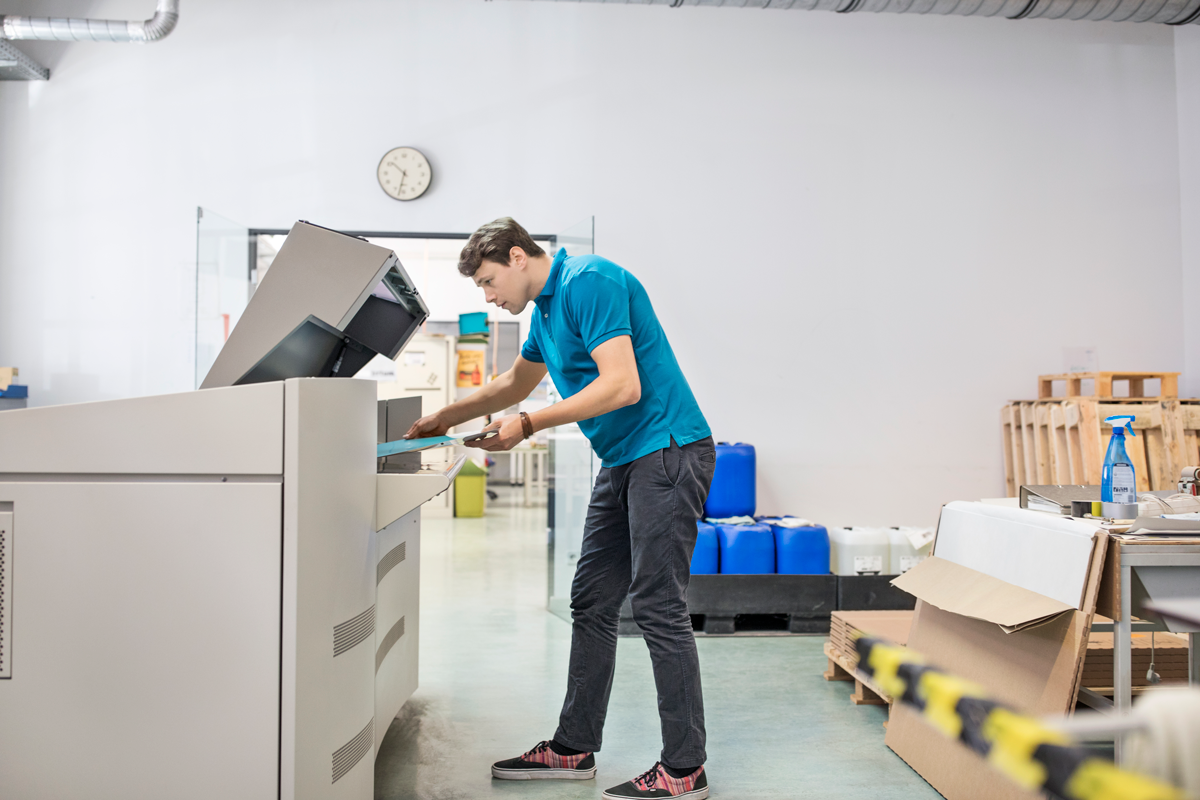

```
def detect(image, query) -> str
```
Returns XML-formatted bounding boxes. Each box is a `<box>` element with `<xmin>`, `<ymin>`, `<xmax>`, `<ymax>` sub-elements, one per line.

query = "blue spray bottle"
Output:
<box><xmin>1101</xmin><ymin>415</ymin><xmax>1137</xmax><ymax>505</ymax></box>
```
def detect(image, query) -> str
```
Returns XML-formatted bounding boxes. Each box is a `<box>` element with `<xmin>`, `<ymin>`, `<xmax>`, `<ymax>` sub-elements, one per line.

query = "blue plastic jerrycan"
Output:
<box><xmin>704</xmin><ymin>442</ymin><xmax>756</xmax><ymax>519</ymax></box>
<box><xmin>716</xmin><ymin>523</ymin><xmax>775</xmax><ymax>574</ymax></box>
<box><xmin>690</xmin><ymin>521</ymin><xmax>719</xmax><ymax>575</ymax></box>
<box><xmin>764</xmin><ymin>520</ymin><xmax>830</xmax><ymax>575</ymax></box>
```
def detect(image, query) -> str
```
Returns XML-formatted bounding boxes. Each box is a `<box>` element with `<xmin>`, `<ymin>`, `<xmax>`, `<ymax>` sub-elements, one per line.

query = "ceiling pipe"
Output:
<box><xmin>0</xmin><ymin>0</ymin><xmax>179</xmax><ymax>42</ymax></box>
<box><xmin>506</xmin><ymin>0</ymin><xmax>1200</xmax><ymax>25</ymax></box>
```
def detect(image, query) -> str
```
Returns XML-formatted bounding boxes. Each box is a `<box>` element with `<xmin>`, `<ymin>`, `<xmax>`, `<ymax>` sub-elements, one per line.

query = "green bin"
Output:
<box><xmin>454</xmin><ymin>459</ymin><xmax>488</xmax><ymax>518</ymax></box>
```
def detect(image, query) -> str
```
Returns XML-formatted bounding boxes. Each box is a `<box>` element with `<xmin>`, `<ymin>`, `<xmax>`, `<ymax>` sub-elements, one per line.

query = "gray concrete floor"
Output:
<box><xmin>374</xmin><ymin>488</ymin><xmax>941</xmax><ymax>800</ymax></box>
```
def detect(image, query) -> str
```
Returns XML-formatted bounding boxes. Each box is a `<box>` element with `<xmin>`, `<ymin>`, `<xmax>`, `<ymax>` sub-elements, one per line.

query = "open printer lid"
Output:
<box><xmin>200</xmin><ymin>221</ymin><xmax>429</xmax><ymax>389</ymax></box>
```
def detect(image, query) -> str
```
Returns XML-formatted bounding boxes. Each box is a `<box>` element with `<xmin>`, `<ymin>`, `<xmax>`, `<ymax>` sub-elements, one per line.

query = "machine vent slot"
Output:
<box><xmin>376</xmin><ymin>541</ymin><xmax>407</xmax><ymax>585</ymax></box>
<box><xmin>0</xmin><ymin>513</ymin><xmax>10</xmax><ymax>679</ymax></box>
<box><xmin>332</xmin><ymin>605</ymin><xmax>375</xmax><ymax>657</ymax></box>
<box><xmin>331</xmin><ymin>717</ymin><xmax>374</xmax><ymax>783</ymax></box>
<box><xmin>375</xmin><ymin>615</ymin><xmax>406</xmax><ymax>674</ymax></box>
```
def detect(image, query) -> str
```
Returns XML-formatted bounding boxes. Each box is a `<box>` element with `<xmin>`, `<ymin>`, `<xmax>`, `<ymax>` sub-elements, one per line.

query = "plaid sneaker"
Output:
<box><xmin>603</xmin><ymin>762</ymin><xmax>708</xmax><ymax>799</ymax></box>
<box><xmin>491</xmin><ymin>740</ymin><xmax>597</xmax><ymax>780</ymax></box>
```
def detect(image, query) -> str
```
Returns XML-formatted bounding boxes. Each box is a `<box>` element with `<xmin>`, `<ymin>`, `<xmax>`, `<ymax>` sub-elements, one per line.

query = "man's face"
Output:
<box><xmin>473</xmin><ymin>253</ymin><xmax>529</xmax><ymax>315</ymax></box>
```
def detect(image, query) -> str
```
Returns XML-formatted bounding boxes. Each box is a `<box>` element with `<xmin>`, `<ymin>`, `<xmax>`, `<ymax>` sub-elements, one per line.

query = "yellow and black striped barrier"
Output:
<box><xmin>853</xmin><ymin>636</ymin><xmax>1184</xmax><ymax>800</ymax></box>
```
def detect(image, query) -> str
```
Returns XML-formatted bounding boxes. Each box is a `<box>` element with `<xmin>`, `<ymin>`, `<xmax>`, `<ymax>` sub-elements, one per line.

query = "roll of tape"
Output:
<box><xmin>1101</xmin><ymin>501</ymin><xmax>1138</xmax><ymax>520</ymax></box>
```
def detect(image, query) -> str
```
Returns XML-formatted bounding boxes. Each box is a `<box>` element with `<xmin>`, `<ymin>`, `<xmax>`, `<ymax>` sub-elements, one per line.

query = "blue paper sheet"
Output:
<box><xmin>377</xmin><ymin>435</ymin><xmax>459</xmax><ymax>458</ymax></box>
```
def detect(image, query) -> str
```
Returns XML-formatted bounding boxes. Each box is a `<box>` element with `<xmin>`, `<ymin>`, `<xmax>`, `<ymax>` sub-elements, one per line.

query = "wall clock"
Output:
<box><xmin>377</xmin><ymin>147</ymin><xmax>432</xmax><ymax>201</ymax></box>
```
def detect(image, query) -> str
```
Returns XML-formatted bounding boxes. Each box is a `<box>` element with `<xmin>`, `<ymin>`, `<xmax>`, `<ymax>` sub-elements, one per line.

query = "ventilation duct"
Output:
<box><xmin>0</xmin><ymin>1</ymin><xmax>178</xmax><ymax>81</ymax></box>
<box><xmin>508</xmin><ymin>0</ymin><xmax>1200</xmax><ymax>24</ymax></box>
<box><xmin>0</xmin><ymin>0</ymin><xmax>179</xmax><ymax>42</ymax></box>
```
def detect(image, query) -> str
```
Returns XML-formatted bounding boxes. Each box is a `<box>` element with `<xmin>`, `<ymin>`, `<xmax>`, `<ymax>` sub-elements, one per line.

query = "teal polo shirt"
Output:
<box><xmin>521</xmin><ymin>248</ymin><xmax>711</xmax><ymax>468</ymax></box>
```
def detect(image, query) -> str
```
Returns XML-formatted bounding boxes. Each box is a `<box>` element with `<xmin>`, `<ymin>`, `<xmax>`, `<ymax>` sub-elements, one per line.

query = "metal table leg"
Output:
<box><xmin>523</xmin><ymin>450</ymin><xmax>531</xmax><ymax>508</ymax></box>
<box><xmin>1114</xmin><ymin>562</ymin><xmax>1133</xmax><ymax>765</ymax></box>
<box><xmin>533</xmin><ymin>450</ymin><xmax>546</xmax><ymax>496</ymax></box>
<box><xmin>1191</xmin><ymin>633</ymin><xmax>1198</xmax><ymax>686</ymax></box>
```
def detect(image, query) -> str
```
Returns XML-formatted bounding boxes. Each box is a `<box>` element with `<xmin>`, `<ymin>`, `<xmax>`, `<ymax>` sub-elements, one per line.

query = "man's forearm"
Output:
<box><xmin>527</xmin><ymin>373</ymin><xmax>638</xmax><ymax>433</ymax></box>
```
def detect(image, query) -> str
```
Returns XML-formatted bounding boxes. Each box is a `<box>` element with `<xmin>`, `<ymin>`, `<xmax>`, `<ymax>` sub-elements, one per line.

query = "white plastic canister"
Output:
<box><xmin>888</xmin><ymin>527</ymin><xmax>933</xmax><ymax>574</ymax></box>
<box><xmin>829</xmin><ymin>527</ymin><xmax>890</xmax><ymax>576</ymax></box>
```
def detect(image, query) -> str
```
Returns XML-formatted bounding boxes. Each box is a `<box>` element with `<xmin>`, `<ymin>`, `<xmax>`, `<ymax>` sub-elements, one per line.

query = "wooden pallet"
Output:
<box><xmin>1038</xmin><ymin>371</ymin><xmax>1180</xmax><ymax>401</ymax></box>
<box><xmin>1003</xmin><ymin>397</ymin><xmax>1199</xmax><ymax>495</ymax></box>
<box><xmin>1185</xmin><ymin>402</ymin><xmax>1200</xmax><ymax>471</ymax></box>
<box><xmin>823</xmin><ymin>641</ymin><xmax>889</xmax><ymax>706</ymax></box>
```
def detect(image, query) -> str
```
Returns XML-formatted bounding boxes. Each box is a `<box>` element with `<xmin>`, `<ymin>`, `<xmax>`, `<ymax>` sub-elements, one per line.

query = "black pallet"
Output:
<box><xmin>618</xmin><ymin>574</ymin><xmax>836</xmax><ymax>636</ymax></box>
<box><xmin>836</xmin><ymin>574</ymin><xmax>916</xmax><ymax>611</ymax></box>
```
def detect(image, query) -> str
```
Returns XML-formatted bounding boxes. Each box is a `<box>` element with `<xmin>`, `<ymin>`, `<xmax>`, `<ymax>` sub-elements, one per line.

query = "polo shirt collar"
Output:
<box><xmin>539</xmin><ymin>248</ymin><xmax>568</xmax><ymax>299</ymax></box>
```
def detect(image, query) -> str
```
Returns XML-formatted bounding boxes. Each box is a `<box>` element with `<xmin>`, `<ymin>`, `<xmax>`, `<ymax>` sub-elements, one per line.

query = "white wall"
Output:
<box><xmin>1177</xmin><ymin>27</ymin><xmax>1200</xmax><ymax>401</ymax></box>
<box><xmin>0</xmin><ymin>0</ymin><xmax>1187</xmax><ymax>525</ymax></box>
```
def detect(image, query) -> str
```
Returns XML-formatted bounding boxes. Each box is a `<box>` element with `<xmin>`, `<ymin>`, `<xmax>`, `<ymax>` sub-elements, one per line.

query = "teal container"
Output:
<box><xmin>691</xmin><ymin>522</ymin><xmax>719</xmax><ymax>574</ymax></box>
<box><xmin>458</xmin><ymin>312</ymin><xmax>489</xmax><ymax>335</ymax></box>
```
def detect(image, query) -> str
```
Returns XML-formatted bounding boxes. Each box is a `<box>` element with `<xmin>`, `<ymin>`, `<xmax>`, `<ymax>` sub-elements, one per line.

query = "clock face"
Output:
<box><xmin>377</xmin><ymin>147</ymin><xmax>432</xmax><ymax>201</ymax></box>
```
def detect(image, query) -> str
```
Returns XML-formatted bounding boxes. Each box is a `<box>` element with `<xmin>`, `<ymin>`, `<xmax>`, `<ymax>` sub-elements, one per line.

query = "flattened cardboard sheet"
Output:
<box><xmin>886</xmin><ymin>705</ymin><xmax>1042</xmax><ymax>800</ymax></box>
<box><xmin>831</xmin><ymin>610</ymin><xmax>914</xmax><ymax>646</ymax></box>
<box><xmin>891</xmin><ymin>557</ymin><xmax>1075</xmax><ymax>633</ymax></box>
<box><xmin>933</xmin><ymin>501</ymin><xmax>1097</xmax><ymax>609</ymax></box>
<box><xmin>893</xmin><ymin>598</ymin><xmax>1088</xmax><ymax>714</ymax></box>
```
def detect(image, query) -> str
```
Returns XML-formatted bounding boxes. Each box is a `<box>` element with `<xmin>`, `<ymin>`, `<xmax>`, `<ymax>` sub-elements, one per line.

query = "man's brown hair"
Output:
<box><xmin>458</xmin><ymin>217</ymin><xmax>546</xmax><ymax>277</ymax></box>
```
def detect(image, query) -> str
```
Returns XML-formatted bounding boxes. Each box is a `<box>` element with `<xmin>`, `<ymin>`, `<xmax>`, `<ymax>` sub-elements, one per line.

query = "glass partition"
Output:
<box><xmin>554</xmin><ymin>216</ymin><xmax>595</xmax><ymax>258</ymax></box>
<box><xmin>547</xmin><ymin>217</ymin><xmax>596</xmax><ymax>621</ymax></box>
<box><xmin>195</xmin><ymin>208</ymin><xmax>250</xmax><ymax>388</ymax></box>
<box><xmin>547</xmin><ymin>426</ymin><xmax>599</xmax><ymax>620</ymax></box>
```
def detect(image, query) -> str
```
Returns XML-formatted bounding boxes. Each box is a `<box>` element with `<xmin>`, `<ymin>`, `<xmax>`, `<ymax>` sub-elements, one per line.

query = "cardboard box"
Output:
<box><xmin>883</xmin><ymin>504</ymin><xmax>1108</xmax><ymax>800</ymax></box>
<box><xmin>0</xmin><ymin>368</ymin><xmax>16</xmax><ymax>392</ymax></box>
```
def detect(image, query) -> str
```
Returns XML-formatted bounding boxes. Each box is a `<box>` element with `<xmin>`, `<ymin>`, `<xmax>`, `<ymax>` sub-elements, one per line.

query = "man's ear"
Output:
<box><xmin>509</xmin><ymin>246</ymin><xmax>526</xmax><ymax>269</ymax></box>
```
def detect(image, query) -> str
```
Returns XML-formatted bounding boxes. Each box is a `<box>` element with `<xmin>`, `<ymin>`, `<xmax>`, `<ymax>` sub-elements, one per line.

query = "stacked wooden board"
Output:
<box><xmin>1082</xmin><ymin>631</ymin><xmax>1192</xmax><ymax>689</ymax></box>
<box><xmin>829</xmin><ymin>610</ymin><xmax>913</xmax><ymax>670</ymax></box>
<box><xmin>1001</xmin><ymin>370</ymin><xmax>1200</xmax><ymax>495</ymax></box>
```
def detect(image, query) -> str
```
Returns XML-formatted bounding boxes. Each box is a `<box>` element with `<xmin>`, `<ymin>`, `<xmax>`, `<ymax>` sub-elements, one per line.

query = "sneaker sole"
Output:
<box><xmin>492</xmin><ymin>766</ymin><xmax>597</xmax><ymax>781</ymax></box>
<box><xmin>602</xmin><ymin>786</ymin><xmax>708</xmax><ymax>800</ymax></box>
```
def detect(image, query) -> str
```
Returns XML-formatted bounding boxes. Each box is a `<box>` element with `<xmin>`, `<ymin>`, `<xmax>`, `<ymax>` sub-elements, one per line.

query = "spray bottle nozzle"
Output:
<box><xmin>1104</xmin><ymin>415</ymin><xmax>1137</xmax><ymax>437</ymax></box>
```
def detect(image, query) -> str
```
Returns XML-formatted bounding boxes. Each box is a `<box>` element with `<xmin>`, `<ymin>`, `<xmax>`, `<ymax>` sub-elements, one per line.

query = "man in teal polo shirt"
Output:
<box><xmin>405</xmin><ymin>217</ymin><xmax>715</xmax><ymax>800</ymax></box>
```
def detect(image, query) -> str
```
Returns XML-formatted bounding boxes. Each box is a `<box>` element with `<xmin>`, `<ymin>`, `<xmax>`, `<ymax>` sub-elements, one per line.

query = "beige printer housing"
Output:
<box><xmin>0</xmin><ymin>223</ymin><xmax>451</xmax><ymax>799</ymax></box>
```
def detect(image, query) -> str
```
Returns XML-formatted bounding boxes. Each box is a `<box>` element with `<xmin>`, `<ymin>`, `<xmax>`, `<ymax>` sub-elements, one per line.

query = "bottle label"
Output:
<box><xmin>899</xmin><ymin>555</ymin><xmax>925</xmax><ymax>573</ymax></box>
<box><xmin>854</xmin><ymin>556</ymin><xmax>882</xmax><ymax>575</ymax></box>
<box><xmin>1111</xmin><ymin>465</ymin><xmax>1136</xmax><ymax>504</ymax></box>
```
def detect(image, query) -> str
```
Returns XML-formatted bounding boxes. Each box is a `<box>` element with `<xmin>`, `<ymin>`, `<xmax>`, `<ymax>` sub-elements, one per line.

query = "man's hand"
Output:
<box><xmin>468</xmin><ymin>414</ymin><xmax>527</xmax><ymax>452</ymax></box>
<box><xmin>404</xmin><ymin>412</ymin><xmax>451</xmax><ymax>440</ymax></box>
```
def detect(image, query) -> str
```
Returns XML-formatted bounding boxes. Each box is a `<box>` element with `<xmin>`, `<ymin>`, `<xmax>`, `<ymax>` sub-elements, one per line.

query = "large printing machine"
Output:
<box><xmin>0</xmin><ymin>222</ymin><xmax>464</xmax><ymax>799</ymax></box>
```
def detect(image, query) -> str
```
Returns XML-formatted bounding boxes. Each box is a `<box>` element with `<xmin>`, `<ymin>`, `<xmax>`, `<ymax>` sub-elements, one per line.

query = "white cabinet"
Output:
<box><xmin>0</xmin><ymin>378</ymin><xmax>435</xmax><ymax>800</ymax></box>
